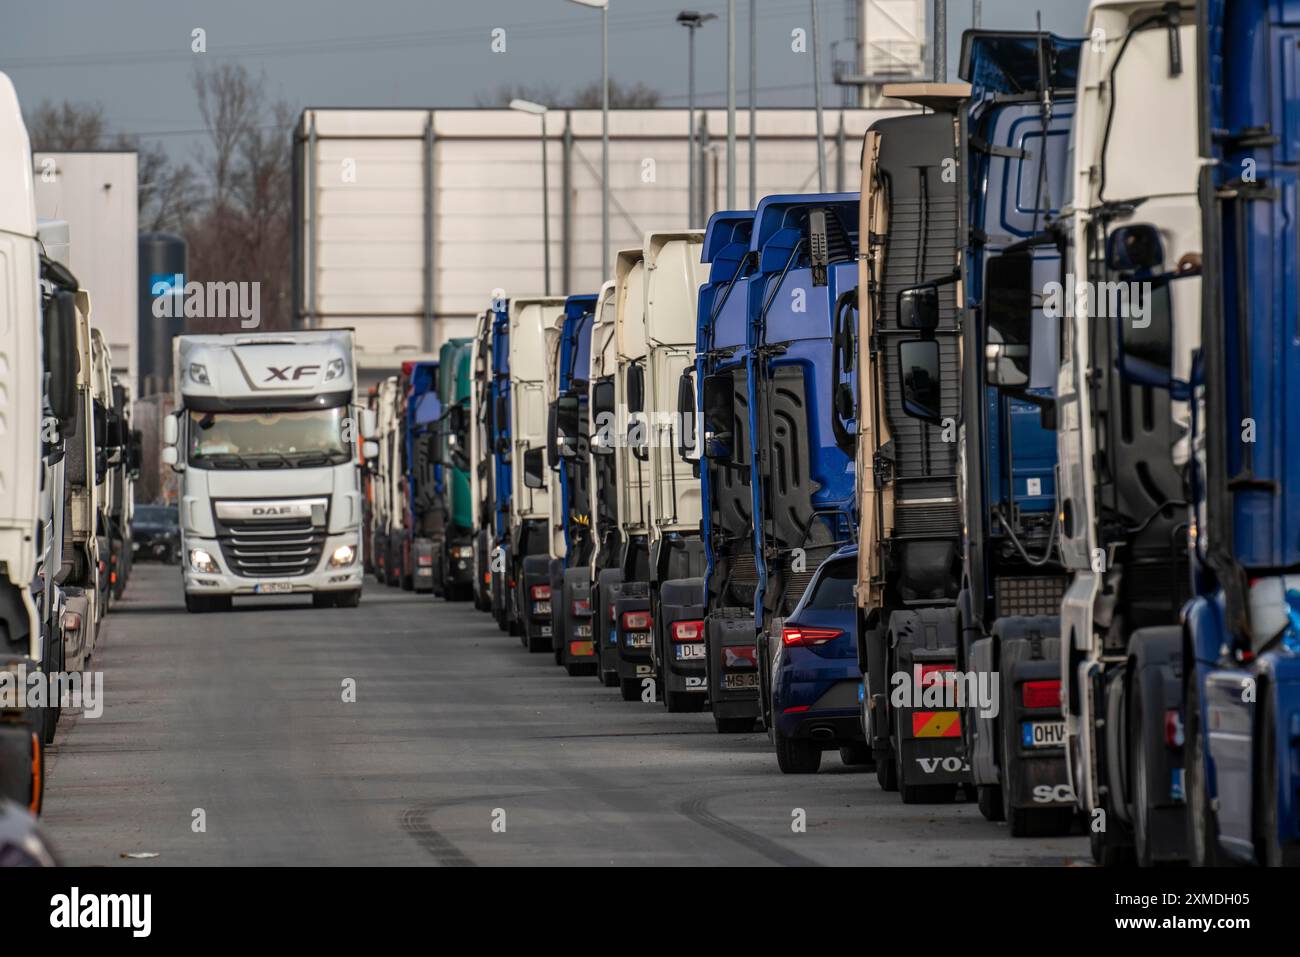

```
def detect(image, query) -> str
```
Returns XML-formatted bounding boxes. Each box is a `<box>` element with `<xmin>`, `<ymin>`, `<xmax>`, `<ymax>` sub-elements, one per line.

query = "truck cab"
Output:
<box><xmin>470</xmin><ymin>309</ymin><xmax>495</xmax><ymax>612</ymax></box>
<box><xmin>588</xmin><ymin>280</ymin><xmax>623</xmax><ymax>687</ymax></box>
<box><xmin>955</xmin><ymin>30</ymin><xmax>1081</xmax><ymax>835</ymax></box>
<box><xmin>1056</xmin><ymin>0</ymin><xmax>1200</xmax><ymax>864</ymax></box>
<box><xmin>696</xmin><ymin>211</ymin><xmax>760</xmax><ymax>733</ymax></box>
<box><xmin>548</xmin><ymin>295</ymin><xmax>598</xmax><ymax>676</ymax></box>
<box><xmin>398</xmin><ymin>360</ymin><xmax>440</xmax><ymax>593</ymax></box>
<box><xmin>511</xmin><ymin>297</ymin><xmax>566</xmax><ymax>653</ymax></box>
<box><xmin>642</xmin><ymin>230</ymin><xmax>709</xmax><ymax>713</ymax></box>
<box><xmin>434</xmin><ymin>337</ymin><xmax>475</xmax><ymax>602</ymax></box>
<box><xmin>856</xmin><ymin>93</ymin><xmax>973</xmax><ymax>802</ymax></box>
<box><xmin>1184</xmin><ymin>0</ymin><xmax>1300</xmax><ymax>867</ymax></box>
<box><xmin>163</xmin><ymin>331</ymin><xmax>366</xmax><ymax>611</ymax></box>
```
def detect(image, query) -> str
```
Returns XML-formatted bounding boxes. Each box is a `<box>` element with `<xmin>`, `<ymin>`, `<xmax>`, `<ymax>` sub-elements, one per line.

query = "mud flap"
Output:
<box><xmin>658</xmin><ymin>577</ymin><xmax>705</xmax><ymax>696</ymax></box>
<box><xmin>993</xmin><ymin>617</ymin><xmax>1072</xmax><ymax>811</ymax></box>
<box><xmin>890</xmin><ymin>607</ymin><xmax>969</xmax><ymax>788</ymax></box>
<box><xmin>562</xmin><ymin>567</ymin><xmax>595</xmax><ymax>664</ymax></box>
<box><xmin>707</xmin><ymin>610</ymin><xmax>760</xmax><ymax>720</ymax></box>
<box><xmin>613</xmin><ymin>581</ymin><xmax>652</xmax><ymax>687</ymax></box>
<box><xmin>595</xmin><ymin>568</ymin><xmax>623</xmax><ymax>682</ymax></box>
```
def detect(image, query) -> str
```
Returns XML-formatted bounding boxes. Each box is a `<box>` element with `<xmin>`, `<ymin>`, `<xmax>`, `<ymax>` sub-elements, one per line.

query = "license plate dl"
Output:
<box><xmin>675</xmin><ymin>642</ymin><xmax>705</xmax><ymax>660</ymax></box>
<box><xmin>1022</xmin><ymin>720</ymin><xmax>1066</xmax><ymax>749</ymax></box>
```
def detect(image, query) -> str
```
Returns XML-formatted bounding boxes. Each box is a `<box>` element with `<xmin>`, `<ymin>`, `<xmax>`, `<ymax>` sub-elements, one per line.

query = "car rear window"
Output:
<box><xmin>805</xmin><ymin>559</ymin><xmax>855</xmax><ymax>610</ymax></box>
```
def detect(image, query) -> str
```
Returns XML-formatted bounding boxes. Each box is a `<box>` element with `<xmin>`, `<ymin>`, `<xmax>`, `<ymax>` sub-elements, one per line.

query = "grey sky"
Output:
<box><xmin>2</xmin><ymin>0</ymin><xmax>1089</xmax><ymax>154</ymax></box>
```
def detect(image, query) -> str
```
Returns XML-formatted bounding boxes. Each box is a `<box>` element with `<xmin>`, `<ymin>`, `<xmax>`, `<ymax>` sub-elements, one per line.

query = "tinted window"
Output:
<box><xmin>805</xmin><ymin>559</ymin><xmax>855</xmax><ymax>610</ymax></box>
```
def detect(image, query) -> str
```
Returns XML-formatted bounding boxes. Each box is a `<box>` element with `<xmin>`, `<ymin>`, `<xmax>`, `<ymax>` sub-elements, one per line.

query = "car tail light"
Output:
<box><xmin>1021</xmin><ymin>679</ymin><xmax>1060</xmax><ymax>710</ymax></box>
<box><xmin>483</xmin><ymin>571</ymin><xmax>491</xmax><ymax>584</ymax></box>
<box><xmin>531</xmin><ymin>585</ymin><xmax>551</xmax><ymax>600</ymax></box>
<box><xmin>671</xmin><ymin>619</ymin><xmax>704</xmax><ymax>642</ymax></box>
<box><xmin>783</xmin><ymin>705</ymin><xmax>810</xmax><ymax>714</ymax></box>
<box><xmin>417</xmin><ymin>555</ymin><xmax>433</xmax><ymax>566</ymax></box>
<box><xmin>622</xmin><ymin>611</ymin><xmax>652</xmax><ymax>631</ymax></box>
<box><xmin>1165</xmin><ymin>708</ymin><xmax>1184</xmax><ymax>748</ymax></box>
<box><xmin>782</xmin><ymin>625</ymin><xmax>843</xmax><ymax>647</ymax></box>
<box><xmin>571</xmin><ymin>598</ymin><xmax>592</xmax><ymax>616</ymax></box>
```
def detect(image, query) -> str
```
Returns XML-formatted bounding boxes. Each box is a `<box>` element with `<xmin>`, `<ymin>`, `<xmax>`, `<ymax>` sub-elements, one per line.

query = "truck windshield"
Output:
<box><xmin>188</xmin><ymin>407</ymin><xmax>350</xmax><ymax>469</ymax></box>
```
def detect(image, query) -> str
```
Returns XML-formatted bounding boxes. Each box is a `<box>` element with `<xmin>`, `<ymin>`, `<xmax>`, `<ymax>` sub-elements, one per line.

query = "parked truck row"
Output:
<box><xmin>0</xmin><ymin>77</ymin><xmax>143</xmax><ymax>814</ymax></box>
<box><xmin>360</xmin><ymin>2</ymin><xmax>1299</xmax><ymax>866</ymax></box>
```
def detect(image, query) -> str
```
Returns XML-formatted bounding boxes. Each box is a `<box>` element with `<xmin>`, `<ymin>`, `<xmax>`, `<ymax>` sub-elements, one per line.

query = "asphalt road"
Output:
<box><xmin>41</xmin><ymin>563</ymin><xmax>1091</xmax><ymax>866</ymax></box>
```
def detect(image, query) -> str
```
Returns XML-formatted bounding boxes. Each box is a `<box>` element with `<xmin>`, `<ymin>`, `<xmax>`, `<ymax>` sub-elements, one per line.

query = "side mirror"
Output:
<box><xmin>128</xmin><ymin>429</ymin><xmax>143</xmax><ymax>476</ymax></box>
<box><xmin>625</xmin><ymin>363</ymin><xmax>645</xmax><ymax>415</ymax></box>
<box><xmin>94</xmin><ymin>448</ymin><xmax>108</xmax><ymax>483</ymax></box>
<box><xmin>897</xmin><ymin>283</ymin><xmax>940</xmax><ymax>333</ymax></box>
<box><xmin>676</xmin><ymin>368</ymin><xmax>698</xmax><ymax>463</ymax></box>
<box><xmin>93</xmin><ymin>401</ymin><xmax>109</xmax><ymax>450</ymax></box>
<box><xmin>363</xmin><ymin>439</ymin><xmax>379</xmax><ymax>461</ymax></box>
<box><xmin>163</xmin><ymin>413</ymin><xmax>179</xmax><ymax>447</ymax></box>
<box><xmin>1117</xmin><ymin>277</ymin><xmax>1178</xmax><ymax>391</ymax></box>
<box><xmin>701</xmin><ymin>373</ymin><xmax>735</xmax><ymax>461</ymax></box>
<box><xmin>899</xmin><ymin>339</ymin><xmax>943</xmax><ymax>423</ymax></box>
<box><xmin>556</xmin><ymin>393</ymin><xmax>580</xmax><ymax>460</ymax></box>
<box><xmin>44</xmin><ymin>289</ymin><xmax>79</xmax><ymax>424</ymax></box>
<box><xmin>360</xmin><ymin>408</ymin><xmax>378</xmax><ymax>440</ymax></box>
<box><xmin>1106</xmin><ymin>224</ymin><xmax>1164</xmax><ymax>273</ymax></box>
<box><xmin>984</xmin><ymin>251</ymin><xmax>1034</xmax><ymax>391</ymax></box>
<box><xmin>591</xmin><ymin>380</ymin><xmax>616</xmax><ymax>456</ymax></box>
<box><xmin>161</xmin><ymin>446</ymin><xmax>181</xmax><ymax>471</ymax></box>
<box><xmin>523</xmin><ymin>447</ymin><xmax>546</xmax><ymax>489</ymax></box>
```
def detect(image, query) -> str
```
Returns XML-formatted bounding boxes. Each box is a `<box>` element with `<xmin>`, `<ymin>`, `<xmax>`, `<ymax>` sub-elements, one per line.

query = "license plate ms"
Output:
<box><xmin>722</xmin><ymin>672</ymin><xmax>758</xmax><ymax>690</ymax></box>
<box><xmin>1022</xmin><ymin>720</ymin><xmax>1066</xmax><ymax>749</ymax></box>
<box><xmin>256</xmin><ymin>582</ymin><xmax>293</xmax><ymax>594</ymax></box>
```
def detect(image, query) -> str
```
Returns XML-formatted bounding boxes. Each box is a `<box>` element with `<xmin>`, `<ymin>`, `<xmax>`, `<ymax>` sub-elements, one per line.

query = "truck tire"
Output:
<box><xmin>565</xmin><ymin>660</ymin><xmax>596</xmax><ymax>678</ymax></box>
<box><xmin>0</xmin><ymin>729</ymin><xmax>42</xmax><ymax>815</ymax></box>
<box><xmin>874</xmin><ymin>747</ymin><xmax>898</xmax><ymax>791</ymax></box>
<box><xmin>620</xmin><ymin>677</ymin><xmax>641</xmax><ymax>702</ymax></box>
<box><xmin>525</xmin><ymin>622</ymin><xmax>549</xmax><ymax>653</ymax></box>
<box><xmin>977</xmin><ymin>785</ymin><xmax>1005</xmax><ymax>822</ymax></box>
<box><xmin>336</xmin><ymin>589</ymin><xmax>362</xmax><ymax>609</ymax></box>
<box><xmin>775</xmin><ymin>729</ymin><xmax>821</xmax><ymax>774</ymax></box>
<box><xmin>185</xmin><ymin>594</ymin><xmax>209</xmax><ymax>614</ymax></box>
<box><xmin>1183</xmin><ymin>664</ymin><xmax>1220</xmax><ymax>866</ymax></box>
<box><xmin>666</xmin><ymin>690</ymin><xmax>703</xmax><ymax>713</ymax></box>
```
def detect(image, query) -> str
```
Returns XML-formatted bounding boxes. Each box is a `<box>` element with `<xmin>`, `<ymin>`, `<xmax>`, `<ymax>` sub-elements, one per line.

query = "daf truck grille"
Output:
<box><xmin>995</xmin><ymin>576</ymin><xmax>1067</xmax><ymax>618</ymax></box>
<box><xmin>217</xmin><ymin>519</ymin><xmax>327</xmax><ymax>577</ymax></box>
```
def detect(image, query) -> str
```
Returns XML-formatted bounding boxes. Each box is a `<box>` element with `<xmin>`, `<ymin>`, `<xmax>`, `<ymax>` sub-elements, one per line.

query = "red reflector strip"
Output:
<box><xmin>911</xmin><ymin>711</ymin><xmax>960</xmax><ymax>738</ymax></box>
<box><xmin>1021</xmin><ymin>679</ymin><xmax>1060</xmax><ymax>710</ymax></box>
<box><xmin>569</xmin><ymin>641</ymin><xmax>595</xmax><ymax>657</ymax></box>
<box><xmin>783</xmin><ymin>705</ymin><xmax>810</xmax><ymax>714</ymax></box>
<box><xmin>531</xmin><ymin>585</ymin><xmax>551</xmax><ymax>600</ymax></box>
<box><xmin>622</xmin><ymin>611</ymin><xmax>652</xmax><ymax>631</ymax></box>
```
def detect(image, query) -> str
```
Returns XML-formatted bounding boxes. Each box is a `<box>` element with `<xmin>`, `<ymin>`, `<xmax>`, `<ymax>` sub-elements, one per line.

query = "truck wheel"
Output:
<box><xmin>775</xmin><ymin>729</ymin><xmax>821</xmax><ymax>774</ymax></box>
<box><xmin>601</xmin><ymin>670</ymin><xmax>619</xmax><ymax>688</ymax></box>
<box><xmin>838</xmin><ymin>744</ymin><xmax>874</xmax><ymax>767</ymax></box>
<box><xmin>185</xmin><ymin>594</ymin><xmax>209</xmax><ymax>614</ymax></box>
<box><xmin>620</xmin><ymin>678</ymin><xmax>641</xmax><ymax>702</ymax></box>
<box><xmin>977</xmin><ymin>785</ymin><xmax>1005</xmax><ymax>822</ymax></box>
<box><xmin>1256</xmin><ymin>683</ymin><xmax>1285</xmax><ymax>867</ymax></box>
<box><xmin>0</xmin><ymin>729</ymin><xmax>42</xmax><ymax>815</ymax></box>
<box><xmin>525</xmin><ymin>623</ymin><xmax>549</xmax><ymax>653</ymax></box>
<box><xmin>564</xmin><ymin>661</ymin><xmax>595</xmax><ymax>678</ymax></box>
<box><xmin>665</xmin><ymin>691</ymin><xmax>701</xmax><ymax>713</ymax></box>
<box><xmin>335</xmin><ymin>589</ymin><xmax>361</xmax><ymax>609</ymax></box>
<box><xmin>401</xmin><ymin>572</ymin><xmax>414</xmax><ymax>592</ymax></box>
<box><xmin>1127</xmin><ymin>674</ymin><xmax>1156</xmax><ymax>863</ymax></box>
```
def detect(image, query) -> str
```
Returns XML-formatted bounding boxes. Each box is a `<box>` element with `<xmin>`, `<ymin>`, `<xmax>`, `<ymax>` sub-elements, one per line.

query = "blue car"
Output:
<box><xmin>770</xmin><ymin>546</ymin><xmax>870</xmax><ymax>774</ymax></box>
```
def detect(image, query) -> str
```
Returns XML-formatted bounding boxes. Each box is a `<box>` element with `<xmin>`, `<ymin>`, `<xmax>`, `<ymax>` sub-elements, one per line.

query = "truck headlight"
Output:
<box><xmin>328</xmin><ymin>544</ymin><xmax>356</xmax><ymax>567</ymax></box>
<box><xmin>189</xmin><ymin>363</ymin><xmax>209</xmax><ymax>385</ymax></box>
<box><xmin>324</xmin><ymin>358</ymin><xmax>346</xmax><ymax>382</ymax></box>
<box><xmin>189</xmin><ymin>548</ymin><xmax>219</xmax><ymax>573</ymax></box>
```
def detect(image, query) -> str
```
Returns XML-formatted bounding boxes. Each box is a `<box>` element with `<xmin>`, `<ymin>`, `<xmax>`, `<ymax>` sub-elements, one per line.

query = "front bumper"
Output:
<box><xmin>183</xmin><ymin>533</ymin><xmax>363</xmax><ymax>596</ymax></box>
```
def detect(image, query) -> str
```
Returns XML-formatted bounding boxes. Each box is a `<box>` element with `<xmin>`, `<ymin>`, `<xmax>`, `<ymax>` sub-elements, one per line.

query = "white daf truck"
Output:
<box><xmin>513</xmin><ymin>297</ymin><xmax>566</xmax><ymax>653</ymax></box>
<box><xmin>163</xmin><ymin>330</ymin><xmax>369</xmax><ymax>611</ymax></box>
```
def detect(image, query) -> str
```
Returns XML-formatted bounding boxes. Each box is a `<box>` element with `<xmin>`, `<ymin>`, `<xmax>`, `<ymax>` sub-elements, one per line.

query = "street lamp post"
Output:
<box><xmin>510</xmin><ymin>99</ymin><xmax>551</xmax><ymax>295</ymax></box>
<box><xmin>726</xmin><ymin>0</ymin><xmax>736</xmax><ymax>210</ymax></box>
<box><xmin>810</xmin><ymin>0</ymin><xmax>826</xmax><ymax>192</ymax></box>
<box><xmin>569</xmin><ymin>0</ymin><xmax>610</xmax><ymax>278</ymax></box>
<box><xmin>677</xmin><ymin>11</ymin><xmax>716</xmax><ymax>228</ymax></box>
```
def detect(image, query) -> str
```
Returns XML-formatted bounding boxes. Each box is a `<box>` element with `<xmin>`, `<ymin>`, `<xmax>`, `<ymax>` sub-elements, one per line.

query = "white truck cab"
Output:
<box><xmin>164</xmin><ymin>331</ymin><xmax>365</xmax><ymax>611</ymax></box>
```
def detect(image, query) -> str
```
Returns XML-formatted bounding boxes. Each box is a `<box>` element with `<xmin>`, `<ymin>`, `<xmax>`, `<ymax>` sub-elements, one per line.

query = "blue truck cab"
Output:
<box><xmin>955</xmin><ymin>31</ymin><xmax>1081</xmax><ymax>835</ymax></box>
<box><xmin>696</xmin><ymin>210</ymin><xmax>761</xmax><ymax>733</ymax></box>
<box><xmin>401</xmin><ymin>359</ymin><xmax>440</xmax><ymax>594</ymax></box>
<box><xmin>549</xmin><ymin>293</ymin><xmax>599</xmax><ymax>676</ymax></box>
<box><xmin>743</xmin><ymin>194</ymin><xmax>861</xmax><ymax>744</ymax></box>
<box><xmin>489</xmin><ymin>297</ymin><xmax>515</xmax><ymax>634</ymax></box>
<box><xmin>1183</xmin><ymin>0</ymin><xmax>1300</xmax><ymax>867</ymax></box>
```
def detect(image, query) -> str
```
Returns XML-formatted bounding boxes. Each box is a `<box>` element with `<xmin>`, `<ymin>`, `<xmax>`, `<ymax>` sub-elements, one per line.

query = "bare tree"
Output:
<box><xmin>25</xmin><ymin>99</ymin><xmax>108</xmax><ymax>150</ymax></box>
<box><xmin>192</xmin><ymin>63</ymin><xmax>261</xmax><ymax>211</ymax></box>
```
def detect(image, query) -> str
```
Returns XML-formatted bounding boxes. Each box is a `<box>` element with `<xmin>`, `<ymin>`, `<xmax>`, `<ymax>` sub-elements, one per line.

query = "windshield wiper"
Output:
<box><xmin>286</xmin><ymin>449</ymin><xmax>350</xmax><ymax>468</ymax></box>
<box><xmin>199</xmin><ymin>453</ymin><xmax>248</xmax><ymax>469</ymax></box>
<box><xmin>241</xmin><ymin>452</ymin><xmax>292</xmax><ymax>469</ymax></box>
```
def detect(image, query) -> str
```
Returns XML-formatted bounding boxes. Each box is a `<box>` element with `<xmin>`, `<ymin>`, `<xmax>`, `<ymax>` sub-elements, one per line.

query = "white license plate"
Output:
<box><xmin>540</xmin><ymin>626</ymin><xmax>552</xmax><ymax>637</ymax></box>
<box><xmin>1022</xmin><ymin>720</ymin><xmax>1066</xmax><ymax>749</ymax></box>
<box><xmin>722</xmin><ymin>672</ymin><xmax>758</xmax><ymax>690</ymax></box>
<box><xmin>675</xmin><ymin>642</ymin><xmax>705</xmax><ymax>660</ymax></box>
<box><xmin>625</xmin><ymin>632</ymin><xmax>652</xmax><ymax>649</ymax></box>
<box><xmin>256</xmin><ymin>582</ymin><xmax>294</xmax><ymax>594</ymax></box>
<box><xmin>575</xmin><ymin>624</ymin><xmax>592</xmax><ymax>638</ymax></box>
<box><xmin>534</xmin><ymin>601</ymin><xmax>552</xmax><ymax>615</ymax></box>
